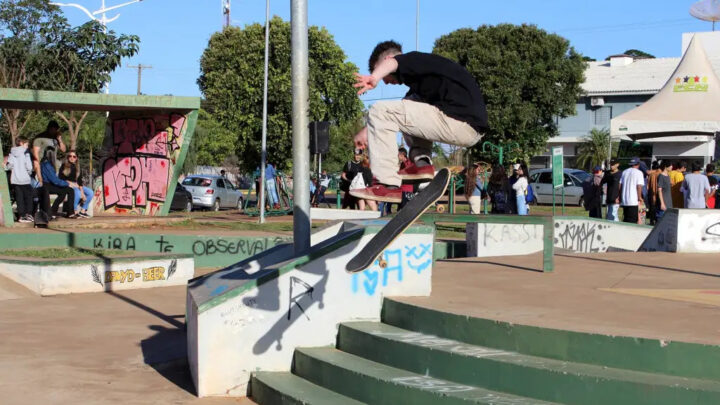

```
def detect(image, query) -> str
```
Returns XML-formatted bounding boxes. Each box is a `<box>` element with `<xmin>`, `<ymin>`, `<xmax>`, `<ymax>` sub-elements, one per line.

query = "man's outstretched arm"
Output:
<box><xmin>354</xmin><ymin>57</ymin><xmax>398</xmax><ymax>95</ymax></box>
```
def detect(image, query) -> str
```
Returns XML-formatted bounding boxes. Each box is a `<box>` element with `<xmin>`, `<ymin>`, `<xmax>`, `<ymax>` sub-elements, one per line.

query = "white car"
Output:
<box><xmin>529</xmin><ymin>168</ymin><xmax>591</xmax><ymax>206</ymax></box>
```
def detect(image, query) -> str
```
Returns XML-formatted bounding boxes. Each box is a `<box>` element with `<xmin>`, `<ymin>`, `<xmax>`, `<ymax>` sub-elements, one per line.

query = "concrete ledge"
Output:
<box><xmin>0</xmin><ymin>254</ymin><xmax>194</xmax><ymax>295</ymax></box>
<box><xmin>186</xmin><ymin>221</ymin><xmax>434</xmax><ymax>397</ymax></box>
<box><xmin>310</xmin><ymin>207</ymin><xmax>381</xmax><ymax>220</ymax></box>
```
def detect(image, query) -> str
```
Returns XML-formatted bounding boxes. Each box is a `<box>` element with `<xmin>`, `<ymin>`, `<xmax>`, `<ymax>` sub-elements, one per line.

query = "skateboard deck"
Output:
<box><xmin>346</xmin><ymin>168</ymin><xmax>450</xmax><ymax>273</ymax></box>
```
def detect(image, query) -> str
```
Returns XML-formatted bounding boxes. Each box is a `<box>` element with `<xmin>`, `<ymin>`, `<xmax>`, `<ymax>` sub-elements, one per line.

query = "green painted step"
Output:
<box><xmin>338</xmin><ymin>321</ymin><xmax>720</xmax><ymax>405</ymax></box>
<box><xmin>293</xmin><ymin>347</ymin><xmax>556</xmax><ymax>405</ymax></box>
<box><xmin>382</xmin><ymin>298</ymin><xmax>720</xmax><ymax>381</ymax></box>
<box><xmin>251</xmin><ymin>371</ymin><xmax>366</xmax><ymax>405</ymax></box>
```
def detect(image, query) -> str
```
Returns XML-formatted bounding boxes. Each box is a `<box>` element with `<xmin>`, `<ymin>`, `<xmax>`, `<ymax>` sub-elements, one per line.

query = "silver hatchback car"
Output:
<box><xmin>181</xmin><ymin>175</ymin><xmax>244</xmax><ymax>211</ymax></box>
<box><xmin>529</xmin><ymin>168</ymin><xmax>592</xmax><ymax>206</ymax></box>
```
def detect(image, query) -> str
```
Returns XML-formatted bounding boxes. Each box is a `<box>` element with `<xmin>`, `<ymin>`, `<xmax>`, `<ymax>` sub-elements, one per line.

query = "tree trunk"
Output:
<box><xmin>56</xmin><ymin>111</ymin><xmax>89</xmax><ymax>150</ymax></box>
<box><xmin>2</xmin><ymin>108</ymin><xmax>33</xmax><ymax>146</ymax></box>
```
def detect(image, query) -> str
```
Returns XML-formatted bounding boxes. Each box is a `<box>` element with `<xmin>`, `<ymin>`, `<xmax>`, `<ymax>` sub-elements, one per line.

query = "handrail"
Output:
<box><xmin>420</xmin><ymin>214</ymin><xmax>554</xmax><ymax>272</ymax></box>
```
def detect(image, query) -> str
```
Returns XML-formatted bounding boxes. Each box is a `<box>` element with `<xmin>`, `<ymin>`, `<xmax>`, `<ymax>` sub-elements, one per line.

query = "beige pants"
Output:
<box><xmin>367</xmin><ymin>99</ymin><xmax>483</xmax><ymax>187</ymax></box>
<box><xmin>468</xmin><ymin>195</ymin><xmax>482</xmax><ymax>214</ymax></box>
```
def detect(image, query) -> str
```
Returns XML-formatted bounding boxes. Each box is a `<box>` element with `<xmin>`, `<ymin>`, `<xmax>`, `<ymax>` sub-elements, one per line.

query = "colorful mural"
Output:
<box><xmin>94</xmin><ymin>113</ymin><xmax>188</xmax><ymax>216</ymax></box>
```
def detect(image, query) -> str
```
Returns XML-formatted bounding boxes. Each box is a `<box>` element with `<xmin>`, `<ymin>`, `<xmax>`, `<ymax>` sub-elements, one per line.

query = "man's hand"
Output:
<box><xmin>661</xmin><ymin>203</ymin><xmax>666</xmax><ymax>211</ymax></box>
<box><xmin>354</xmin><ymin>126</ymin><xmax>368</xmax><ymax>150</ymax></box>
<box><xmin>353</xmin><ymin>73</ymin><xmax>379</xmax><ymax>96</ymax></box>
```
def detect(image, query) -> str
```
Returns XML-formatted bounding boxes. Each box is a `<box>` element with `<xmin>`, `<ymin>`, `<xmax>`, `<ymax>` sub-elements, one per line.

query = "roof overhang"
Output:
<box><xmin>0</xmin><ymin>88</ymin><xmax>200</xmax><ymax>112</ymax></box>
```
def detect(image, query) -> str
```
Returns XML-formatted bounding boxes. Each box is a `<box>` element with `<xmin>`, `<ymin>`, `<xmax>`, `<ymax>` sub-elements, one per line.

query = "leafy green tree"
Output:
<box><xmin>0</xmin><ymin>0</ymin><xmax>139</xmax><ymax>148</ymax></box>
<box><xmin>433</xmin><ymin>24</ymin><xmax>586</xmax><ymax>160</ymax></box>
<box><xmin>192</xmin><ymin>109</ymin><xmax>237</xmax><ymax>167</ymax></box>
<box><xmin>198</xmin><ymin>16</ymin><xmax>363</xmax><ymax>172</ymax></box>
<box><xmin>605</xmin><ymin>49</ymin><xmax>655</xmax><ymax>60</ymax></box>
<box><xmin>0</xmin><ymin>0</ymin><xmax>64</xmax><ymax>144</ymax></box>
<box><xmin>576</xmin><ymin>128</ymin><xmax>618</xmax><ymax>170</ymax></box>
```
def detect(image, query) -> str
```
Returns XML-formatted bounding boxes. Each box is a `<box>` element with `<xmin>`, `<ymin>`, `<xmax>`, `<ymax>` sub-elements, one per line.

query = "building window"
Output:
<box><xmin>593</xmin><ymin>106</ymin><xmax>612</xmax><ymax>127</ymax></box>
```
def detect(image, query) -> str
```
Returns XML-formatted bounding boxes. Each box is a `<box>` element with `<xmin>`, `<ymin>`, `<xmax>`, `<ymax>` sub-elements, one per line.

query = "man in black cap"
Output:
<box><xmin>619</xmin><ymin>157</ymin><xmax>645</xmax><ymax>224</ymax></box>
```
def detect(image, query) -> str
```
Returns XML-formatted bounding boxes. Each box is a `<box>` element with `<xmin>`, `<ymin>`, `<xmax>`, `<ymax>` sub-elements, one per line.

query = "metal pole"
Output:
<box><xmin>291</xmin><ymin>0</ymin><xmax>311</xmax><ymax>253</ymax></box>
<box><xmin>259</xmin><ymin>0</ymin><xmax>270</xmax><ymax>223</ymax></box>
<box><xmin>415</xmin><ymin>0</ymin><xmax>419</xmax><ymax>51</ymax></box>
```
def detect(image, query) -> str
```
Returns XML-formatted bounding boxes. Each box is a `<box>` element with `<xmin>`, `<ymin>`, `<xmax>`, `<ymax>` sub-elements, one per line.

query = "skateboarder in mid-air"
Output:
<box><xmin>351</xmin><ymin>40</ymin><xmax>489</xmax><ymax>203</ymax></box>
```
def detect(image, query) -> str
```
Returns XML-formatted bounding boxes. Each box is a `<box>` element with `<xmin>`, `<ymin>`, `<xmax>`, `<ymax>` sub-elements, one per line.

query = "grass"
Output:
<box><xmin>164</xmin><ymin>218</ymin><xmax>323</xmax><ymax>233</ymax></box>
<box><xmin>0</xmin><ymin>247</ymin><xmax>129</xmax><ymax>259</ymax></box>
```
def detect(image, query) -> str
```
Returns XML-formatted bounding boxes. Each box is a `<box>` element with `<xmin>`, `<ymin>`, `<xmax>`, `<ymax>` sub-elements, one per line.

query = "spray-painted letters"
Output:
<box><xmin>100</xmin><ymin>114</ymin><xmax>186</xmax><ymax>213</ymax></box>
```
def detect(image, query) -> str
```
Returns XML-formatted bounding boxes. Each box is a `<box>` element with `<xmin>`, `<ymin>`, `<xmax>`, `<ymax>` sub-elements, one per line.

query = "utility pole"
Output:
<box><xmin>127</xmin><ymin>64</ymin><xmax>152</xmax><ymax>95</ymax></box>
<box><xmin>222</xmin><ymin>0</ymin><xmax>231</xmax><ymax>28</ymax></box>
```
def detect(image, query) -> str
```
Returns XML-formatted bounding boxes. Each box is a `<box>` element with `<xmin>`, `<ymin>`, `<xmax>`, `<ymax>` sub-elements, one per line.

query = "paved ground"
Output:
<box><xmin>399</xmin><ymin>252</ymin><xmax>720</xmax><ymax>345</ymax></box>
<box><xmin>3</xmin><ymin>251</ymin><xmax>717</xmax><ymax>403</ymax></box>
<box><xmin>0</xmin><ymin>278</ymin><xmax>255</xmax><ymax>404</ymax></box>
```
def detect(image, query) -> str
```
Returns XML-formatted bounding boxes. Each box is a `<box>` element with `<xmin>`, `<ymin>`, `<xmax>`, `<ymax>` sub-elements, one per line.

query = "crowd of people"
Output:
<box><xmin>465</xmin><ymin>162</ymin><xmax>532</xmax><ymax>215</ymax></box>
<box><xmin>3</xmin><ymin>121</ymin><xmax>93</xmax><ymax>224</ymax></box>
<box><xmin>582</xmin><ymin>157</ymin><xmax>719</xmax><ymax>224</ymax></box>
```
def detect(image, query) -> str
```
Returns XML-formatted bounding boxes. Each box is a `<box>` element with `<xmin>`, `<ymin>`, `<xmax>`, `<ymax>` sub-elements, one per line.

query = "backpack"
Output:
<box><xmin>34</xmin><ymin>210</ymin><xmax>49</xmax><ymax>228</ymax></box>
<box><xmin>525</xmin><ymin>183</ymin><xmax>535</xmax><ymax>204</ymax></box>
<box><xmin>493</xmin><ymin>189</ymin><xmax>507</xmax><ymax>213</ymax></box>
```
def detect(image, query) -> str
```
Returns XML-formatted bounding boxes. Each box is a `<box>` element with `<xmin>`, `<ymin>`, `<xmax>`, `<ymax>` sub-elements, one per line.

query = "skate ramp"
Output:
<box><xmin>641</xmin><ymin>209</ymin><xmax>720</xmax><ymax>253</ymax></box>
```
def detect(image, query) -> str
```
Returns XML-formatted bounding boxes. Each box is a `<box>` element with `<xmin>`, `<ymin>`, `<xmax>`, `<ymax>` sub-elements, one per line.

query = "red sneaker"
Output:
<box><xmin>350</xmin><ymin>184</ymin><xmax>402</xmax><ymax>203</ymax></box>
<box><xmin>398</xmin><ymin>162</ymin><xmax>435</xmax><ymax>180</ymax></box>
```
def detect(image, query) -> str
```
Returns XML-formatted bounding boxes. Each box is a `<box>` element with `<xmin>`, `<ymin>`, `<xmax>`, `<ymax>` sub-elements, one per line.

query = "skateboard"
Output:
<box><xmin>345</xmin><ymin>168</ymin><xmax>451</xmax><ymax>273</ymax></box>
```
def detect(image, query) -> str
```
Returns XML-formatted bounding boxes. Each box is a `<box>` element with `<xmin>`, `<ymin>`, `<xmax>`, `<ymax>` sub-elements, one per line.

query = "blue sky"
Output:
<box><xmin>59</xmin><ymin>0</ymin><xmax>712</xmax><ymax>100</ymax></box>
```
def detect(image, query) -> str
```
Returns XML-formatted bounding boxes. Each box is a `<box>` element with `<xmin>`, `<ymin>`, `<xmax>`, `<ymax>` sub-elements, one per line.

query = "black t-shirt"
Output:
<box><xmin>394</xmin><ymin>52</ymin><xmax>489</xmax><ymax>132</ymax></box>
<box><xmin>602</xmin><ymin>171</ymin><xmax>622</xmax><ymax>204</ymax></box>
<box><xmin>343</xmin><ymin>161</ymin><xmax>361</xmax><ymax>179</ymax></box>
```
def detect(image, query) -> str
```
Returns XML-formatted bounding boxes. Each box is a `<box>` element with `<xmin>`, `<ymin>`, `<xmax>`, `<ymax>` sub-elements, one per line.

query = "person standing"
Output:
<box><xmin>681</xmin><ymin>162</ymin><xmax>710</xmax><ymax>209</ymax></box>
<box><xmin>341</xmin><ymin>150</ymin><xmax>363</xmax><ymax>209</ymax></box>
<box><xmin>656</xmin><ymin>161</ymin><xmax>673</xmax><ymax>220</ymax></box>
<box><xmin>465</xmin><ymin>163</ymin><xmax>485</xmax><ymax>215</ymax></box>
<box><xmin>619</xmin><ymin>157</ymin><xmax>645</xmax><ymax>224</ymax></box>
<box><xmin>6</xmin><ymin>137</ymin><xmax>34</xmax><ymax>223</ymax></box>
<box><xmin>487</xmin><ymin>165</ymin><xmax>511</xmax><ymax>214</ymax></box>
<box><xmin>669</xmin><ymin>160</ymin><xmax>686</xmax><ymax>209</ymax></box>
<box><xmin>265</xmin><ymin>162</ymin><xmax>280</xmax><ymax>210</ymax></box>
<box><xmin>586</xmin><ymin>166</ymin><xmax>604</xmax><ymax>219</ymax></box>
<box><xmin>707</xmin><ymin>176</ymin><xmax>718</xmax><ymax>209</ymax></box>
<box><xmin>706</xmin><ymin>164</ymin><xmax>720</xmax><ymax>182</ymax></box>
<box><xmin>646</xmin><ymin>161</ymin><xmax>660</xmax><ymax>225</ymax></box>
<box><xmin>511</xmin><ymin>162</ymin><xmax>529</xmax><ymax>215</ymax></box>
<box><xmin>602</xmin><ymin>160</ymin><xmax>622</xmax><ymax>221</ymax></box>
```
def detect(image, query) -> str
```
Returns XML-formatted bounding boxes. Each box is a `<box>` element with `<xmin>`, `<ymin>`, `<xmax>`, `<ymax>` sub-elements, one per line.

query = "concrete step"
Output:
<box><xmin>381</xmin><ymin>298</ymin><xmax>720</xmax><ymax>381</ymax></box>
<box><xmin>292</xmin><ymin>347</ymin><xmax>556</xmax><ymax>405</ymax></box>
<box><xmin>251</xmin><ymin>371</ymin><xmax>365</xmax><ymax>405</ymax></box>
<box><xmin>338</xmin><ymin>321</ymin><xmax>720</xmax><ymax>405</ymax></box>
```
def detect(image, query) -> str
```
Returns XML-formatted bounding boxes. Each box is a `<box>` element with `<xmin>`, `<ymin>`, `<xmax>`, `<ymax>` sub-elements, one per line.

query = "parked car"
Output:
<box><xmin>529</xmin><ymin>168</ymin><xmax>591</xmax><ymax>206</ymax></box>
<box><xmin>181</xmin><ymin>174</ymin><xmax>244</xmax><ymax>211</ymax></box>
<box><xmin>169</xmin><ymin>183</ymin><xmax>193</xmax><ymax>212</ymax></box>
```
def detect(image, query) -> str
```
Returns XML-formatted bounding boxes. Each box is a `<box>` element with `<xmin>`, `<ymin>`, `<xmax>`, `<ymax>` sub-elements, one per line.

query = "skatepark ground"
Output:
<box><xmin>1</xmin><ymin>251</ymin><xmax>718</xmax><ymax>403</ymax></box>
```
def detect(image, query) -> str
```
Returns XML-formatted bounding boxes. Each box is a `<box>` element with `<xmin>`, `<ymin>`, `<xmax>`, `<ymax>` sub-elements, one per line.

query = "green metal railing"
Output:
<box><xmin>420</xmin><ymin>213</ymin><xmax>554</xmax><ymax>272</ymax></box>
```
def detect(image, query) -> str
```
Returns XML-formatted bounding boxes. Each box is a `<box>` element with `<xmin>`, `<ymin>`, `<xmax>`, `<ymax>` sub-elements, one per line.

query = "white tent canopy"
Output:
<box><xmin>610</xmin><ymin>35</ymin><xmax>720</xmax><ymax>139</ymax></box>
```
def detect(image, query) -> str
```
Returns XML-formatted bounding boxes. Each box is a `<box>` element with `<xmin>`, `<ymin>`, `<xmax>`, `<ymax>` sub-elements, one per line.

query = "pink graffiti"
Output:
<box><xmin>103</xmin><ymin>156</ymin><xmax>170</xmax><ymax>208</ymax></box>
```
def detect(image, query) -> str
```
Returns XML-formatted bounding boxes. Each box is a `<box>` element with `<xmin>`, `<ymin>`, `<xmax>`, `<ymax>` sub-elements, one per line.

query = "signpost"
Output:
<box><xmin>551</xmin><ymin>146</ymin><xmax>565</xmax><ymax>216</ymax></box>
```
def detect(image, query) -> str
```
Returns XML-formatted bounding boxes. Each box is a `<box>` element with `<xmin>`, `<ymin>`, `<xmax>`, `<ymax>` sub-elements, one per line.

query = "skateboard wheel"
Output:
<box><xmin>436</xmin><ymin>204</ymin><xmax>446</xmax><ymax>213</ymax></box>
<box><xmin>378</xmin><ymin>259</ymin><xmax>388</xmax><ymax>268</ymax></box>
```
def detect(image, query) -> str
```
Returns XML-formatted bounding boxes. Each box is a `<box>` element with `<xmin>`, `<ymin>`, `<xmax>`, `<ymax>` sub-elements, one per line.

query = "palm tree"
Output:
<box><xmin>576</xmin><ymin>128</ymin><xmax>618</xmax><ymax>170</ymax></box>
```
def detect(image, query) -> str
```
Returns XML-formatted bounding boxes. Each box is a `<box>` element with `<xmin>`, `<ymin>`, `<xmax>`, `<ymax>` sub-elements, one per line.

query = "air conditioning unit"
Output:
<box><xmin>590</xmin><ymin>97</ymin><xmax>605</xmax><ymax>107</ymax></box>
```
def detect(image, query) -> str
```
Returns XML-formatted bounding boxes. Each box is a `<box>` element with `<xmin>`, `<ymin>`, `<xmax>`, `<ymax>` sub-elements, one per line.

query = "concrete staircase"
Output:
<box><xmin>249</xmin><ymin>298</ymin><xmax>720</xmax><ymax>404</ymax></box>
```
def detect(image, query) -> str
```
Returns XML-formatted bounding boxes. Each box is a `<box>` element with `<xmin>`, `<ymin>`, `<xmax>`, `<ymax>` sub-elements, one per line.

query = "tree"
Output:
<box><xmin>0</xmin><ymin>0</ymin><xmax>65</xmax><ymax>145</ymax></box>
<box><xmin>36</xmin><ymin>20</ymin><xmax>139</xmax><ymax>149</ymax></box>
<box><xmin>433</xmin><ymin>24</ymin><xmax>586</xmax><ymax>160</ymax></box>
<box><xmin>576</xmin><ymin>128</ymin><xmax>618</xmax><ymax>170</ymax></box>
<box><xmin>0</xmin><ymin>1</ymin><xmax>139</xmax><ymax>148</ymax></box>
<box><xmin>605</xmin><ymin>49</ymin><xmax>655</xmax><ymax>60</ymax></box>
<box><xmin>192</xmin><ymin>108</ymin><xmax>238</xmax><ymax>167</ymax></box>
<box><xmin>198</xmin><ymin>17</ymin><xmax>363</xmax><ymax>172</ymax></box>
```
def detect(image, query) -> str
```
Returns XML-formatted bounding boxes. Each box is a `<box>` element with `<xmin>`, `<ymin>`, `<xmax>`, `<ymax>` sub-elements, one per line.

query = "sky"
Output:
<box><xmin>58</xmin><ymin>0</ymin><xmax>713</xmax><ymax>102</ymax></box>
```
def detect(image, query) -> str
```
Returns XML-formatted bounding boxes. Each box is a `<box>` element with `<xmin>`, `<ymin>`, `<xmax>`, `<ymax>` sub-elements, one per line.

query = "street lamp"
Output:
<box><xmin>50</xmin><ymin>0</ymin><xmax>144</xmax><ymax>94</ymax></box>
